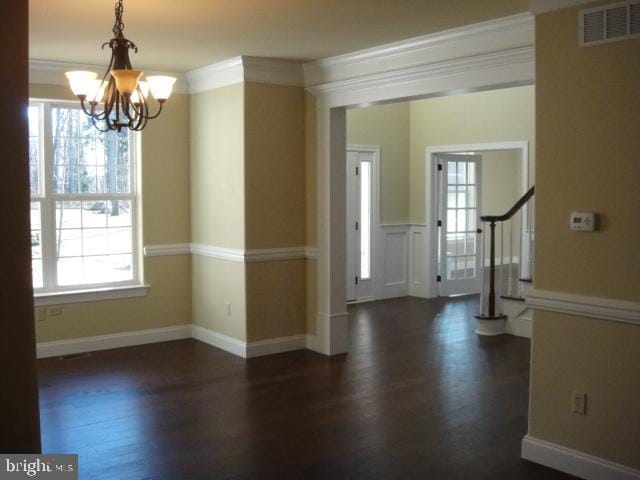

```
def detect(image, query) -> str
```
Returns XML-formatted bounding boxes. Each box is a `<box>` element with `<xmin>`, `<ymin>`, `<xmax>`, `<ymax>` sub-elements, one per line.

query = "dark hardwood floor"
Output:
<box><xmin>38</xmin><ymin>296</ymin><xmax>576</xmax><ymax>480</ymax></box>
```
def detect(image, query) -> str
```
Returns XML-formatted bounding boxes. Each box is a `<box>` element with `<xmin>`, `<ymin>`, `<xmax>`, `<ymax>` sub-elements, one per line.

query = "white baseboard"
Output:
<box><xmin>506</xmin><ymin>317</ymin><xmax>532</xmax><ymax>338</ymax></box>
<box><xmin>191</xmin><ymin>324</ymin><xmax>246</xmax><ymax>358</ymax></box>
<box><xmin>192</xmin><ymin>324</ymin><xmax>307</xmax><ymax>359</ymax></box>
<box><xmin>522</xmin><ymin>435</ymin><xmax>640</xmax><ymax>480</ymax></box>
<box><xmin>36</xmin><ymin>325</ymin><xmax>192</xmax><ymax>359</ymax></box>
<box><xmin>246</xmin><ymin>334</ymin><xmax>306</xmax><ymax>358</ymax></box>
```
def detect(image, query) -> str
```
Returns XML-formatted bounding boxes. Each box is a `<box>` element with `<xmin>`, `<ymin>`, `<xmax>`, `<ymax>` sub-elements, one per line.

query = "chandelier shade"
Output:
<box><xmin>65</xmin><ymin>0</ymin><xmax>176</xmax><ymax>132</ymax></box>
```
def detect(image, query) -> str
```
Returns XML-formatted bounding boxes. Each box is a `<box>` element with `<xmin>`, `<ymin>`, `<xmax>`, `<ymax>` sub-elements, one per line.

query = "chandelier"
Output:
<box><xmin>65</xmin><ymin>0</ymin><xmax>176</xmax><ymax>132</ymax></box>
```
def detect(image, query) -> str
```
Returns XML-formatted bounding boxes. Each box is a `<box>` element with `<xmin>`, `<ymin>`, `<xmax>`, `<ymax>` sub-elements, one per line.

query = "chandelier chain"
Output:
<box><xmin>112</xmin><ymin>0</ymin><xmax>125</xmax><ymax>37</ymax></box>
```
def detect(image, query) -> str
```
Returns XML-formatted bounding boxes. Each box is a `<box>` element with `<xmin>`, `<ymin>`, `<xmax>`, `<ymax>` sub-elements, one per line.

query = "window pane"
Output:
<box><xmin>32</xmin><ymin>259</ymin><xmax>43</xmax><ymax>289</ymax></box>
<box><xmin>83</xmin><ymin>228</ymin><xmax>108</xmax><ymax>256</ymax></box>
<box><xmin>83</xmin><ymin>255</ymin><xmax>133</xmax><ymax>284</ymax></box>
<box><xmin>30</xmin><ymin>202</ymin><xmax>41</xmax><ymax>230</ymax></box>
<box><xmin>82</xmin><ymin>201</ymin><xmax>109</xmax><ymax>228</ymax></box>
<box><xmin>57</xmin><ymin>257</ymin><xmax>83</xmax><ymax>286</ymax></box>
<box><xmin>359</xmin><ymin>162</ymin><xmax>371</xmax><ymax>279</ymax></box>
<box><xmin>447</xmin><ymin>161</ymin><xmax>457</xmax><ymax>185</ymax></box>
<box><xmin>468</xmin><ymin>162</ymin><xmax>476</xmax><ymax>185</ymax></box>
<box><xmin>57</xmin><ymin>229</ymin><xmax>83</xmax><ymax>258</ymax></box>
<box><xmin>466</xmin><ymin>235</ymin><xmax>476</xmax><ymax>255</ymax></box>
<box><xmin>447</xmin><ymin>209</ymin><xmax>456</xmax><ymax>232</ymax></box>
<box><xmin>107</xmin><ymin>201</ymin><xmax>132</xmax><ymax>227</ymax></box>
<box><xmin>457</xmin><ymin>162</ymin><xmax>467</xmax><ymax>184</ymax></box>
<box><xmin>466</xmin><ymin>186</ymin><xmax>476</xmax><ymax>208</ymax></box>
<box><xmin>467</xmin><ymin>209</ymin><xmax>476</xmax><ymax>232</ymax></box>
<box><xmin>56</xmin><ymin>201</ymin><xmax>82</xmax><ymax>229</ymax></box>
<box><xmin>457</xmin><ymin>209</ymin><xmax>466</xmax><ymax>232</ymax></box>
<box><xmin>28</xmin><ymin>106</ymin><xmax>41</xmax><ymax>196</ymax></box>
<box><xmin>466</xmin><ymin>256</ymin><xmax>476</xmax><ymax>278</ymax></box>
<box><xmin>108</xmin><ymin>228</ymin><xmax>132</xmax><ymax>254</ymax></box>
<box><xmin>51</xmin><ymin>107</ymin><xmax>130</xmax><ymax>195</ymax></box>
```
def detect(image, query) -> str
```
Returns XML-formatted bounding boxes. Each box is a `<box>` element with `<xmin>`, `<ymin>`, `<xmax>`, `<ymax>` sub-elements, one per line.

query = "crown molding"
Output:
<box><xmin>186</xmin><ymin>56</ymin><xmax>304</xmax><ymax>94</ymax></box>
<box><xmin>28</xmin><ymin>59</ymin><xmax>189</xmax><ymax>94</ymax></box>
<box><xmin>242</xmin><ymin>56</ymin><xmax>305</xmax><ymax>87</ymax></box>
<box><xmin>185</xmin><ymin>56</ymin><xmax>245</xmax><ymax>94</ymax></box>
<box><xmin>303</xmin><ymin>13</ymin><xmax>534</xmax><ymax>88</ymax></box>
<box><xmin>529</xmin><ymin>0</ymin><xmax>596</xmax><ymax>15</ymax></box>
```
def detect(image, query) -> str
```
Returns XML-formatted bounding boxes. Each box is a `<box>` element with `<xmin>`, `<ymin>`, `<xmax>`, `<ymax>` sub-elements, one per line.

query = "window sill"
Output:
<box><xmin>34</xmin><ymin>285</ymin><xmax>150</xmax><ymax>307</ymax></box>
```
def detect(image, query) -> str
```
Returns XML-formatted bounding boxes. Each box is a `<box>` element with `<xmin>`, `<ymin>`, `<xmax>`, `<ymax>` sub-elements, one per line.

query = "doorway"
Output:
<box><xmin>436</xmin><ymin>153</ymin><xmax>483</xmax><ymax>296</ymax></box>
<box><xmin>428</xmin><ymin>142</ymin><xmax>530</xmax><ymax>299</ymax></box>
<box><xmin>346</xmin><ymin>145</ymin><xmax>379</xmax><ymax>302</ymax></box>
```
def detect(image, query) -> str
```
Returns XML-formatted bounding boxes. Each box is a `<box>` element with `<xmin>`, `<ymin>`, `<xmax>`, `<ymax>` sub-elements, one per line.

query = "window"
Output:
<box><xmin>29</xmin><ymin>101</ymin><xmax>139</xmax><ymax>293</ymax></box>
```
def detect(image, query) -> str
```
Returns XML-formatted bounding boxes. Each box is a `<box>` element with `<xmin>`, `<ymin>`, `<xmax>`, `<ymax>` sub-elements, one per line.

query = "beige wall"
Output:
<box><xmin>347</xmin><ymin>102</ymin><xmax>411</xmax><ymax>224</ymax></box>
<box><xmin>190</xmin><ymin>83</ymin><xmax>247</xmax><ymax>341</ymax></box>
<box><xmin>529</xmin><ymin>2</ymin><xmax>640</xmax><ymax>469</ymax></box>
<box><xmin>410</xmin><ymin>86</ymin><xmax>535</xmax><ymax>224</ymax></box>
<box><xmin>480</xmin><ymin>149</ymin><xmax>522</xmax><ymax>258</ymax></box>
<box><xmin>30</xmin><ymin>84</ymin><xmax>192</xmax><ymax>342</ymax></box>
<box><xmin>244</xmin><ymin>82</ymin><xmax>306</xmax><ymax>249</ymax></box>
<box><xmin>190</xmin><ymin>84</ymin><xmax>245</xmax><ymax>249</ymax></box>
<box><xmin>244</xmin><ymin>82</ymin><xmax>307</xmax><ymax>341</ymax></box>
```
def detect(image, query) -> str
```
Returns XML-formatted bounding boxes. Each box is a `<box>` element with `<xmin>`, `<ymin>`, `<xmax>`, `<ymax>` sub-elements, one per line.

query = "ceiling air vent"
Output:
<box><xmin>580</xmin><ymin>0</ymin><xmax>640</xmax><ymax>46</ymax></box>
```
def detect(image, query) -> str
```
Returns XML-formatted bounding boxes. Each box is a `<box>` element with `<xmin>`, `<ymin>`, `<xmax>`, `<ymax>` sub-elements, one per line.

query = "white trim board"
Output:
<box><xmin>144</xmin><ymin>243</ymin><xmax>318</xmax><ymax>262</ymax></box>
<box><xmin>34</xmin><ymin>285</ymin><xmax>149</xmax><ymax>307</ymax></box>
<box><xmin>304</xmin><ymin>13</ymin><xmax>534</xmax><ymax>87</ymax></box>
<box><xmin>526</xmin><ymin>289</ymin><xmax>640</xmax><ymax>326</ymax></box>
<box><xmin>186</xmin><ymin>55</ymin><xmax>304</xmax><ymax>94</ymax></box>
<box><xmin>522</xmin><ymin>435</ymin><xmax>640</xmax><ymax>480</ymax></box>
<box><xmin>143</xmin><ymin>243</ymin><xmax>191</xmax><ymax>257</ymax></box>
<box><xmin>36</xmin><ymin>325</ymin><xmax>191</xmax><ymax>359</ymax></box>
<box><xmin>29</xmin><ymin>59</ymin><xmax>189</xmax><ymax>94</ymax></box>
<box><xmin>191</xmin><ymin>325</ymin><xmax>307</xmax><ymax>359</ymax></box>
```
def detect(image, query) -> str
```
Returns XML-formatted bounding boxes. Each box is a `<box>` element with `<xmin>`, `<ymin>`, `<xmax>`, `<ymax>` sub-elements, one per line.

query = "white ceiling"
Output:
<box><xmin>29</xmin><ymin>0</ymin><xmax>529</xmax><ymax>72</ymax></box>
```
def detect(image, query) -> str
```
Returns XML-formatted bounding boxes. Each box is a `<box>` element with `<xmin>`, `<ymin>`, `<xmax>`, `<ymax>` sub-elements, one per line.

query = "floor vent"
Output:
<box><xmin>580</xmin><ymin>0</ymin><xmax>640</xmax><ymax>46</ymax></box>
<box><xmin>58</xmin><ymin>352</ymin><xmax>92</xmax><ymax>360</ymax></box>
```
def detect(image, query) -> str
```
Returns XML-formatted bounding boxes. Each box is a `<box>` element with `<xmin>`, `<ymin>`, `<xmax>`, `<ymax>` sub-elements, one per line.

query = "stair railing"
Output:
<box><xmin>475</xmin><ymin>186</ymin><xmax>535</xmax><ymax>321</ymax></box>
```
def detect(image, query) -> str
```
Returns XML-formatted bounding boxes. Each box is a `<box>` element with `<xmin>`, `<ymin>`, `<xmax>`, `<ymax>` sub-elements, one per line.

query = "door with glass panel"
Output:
<box><xmin>438</xmin><ymin>153</ymin><xmax>482</xmax><ymax>296</ymax></box>
<box><xmin>346</xmin><ymin>148</ymin><xmax>374</xmax><ymax>302</ymax></box>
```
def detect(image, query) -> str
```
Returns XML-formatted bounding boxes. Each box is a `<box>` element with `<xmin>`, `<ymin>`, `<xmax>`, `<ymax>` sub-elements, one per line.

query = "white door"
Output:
<box><xmin>346</xmin><ymin>148</ymin><xmax>374</xmax><ymax>302</ymax></box>
<box><xmin>437</xmin><ymin>153</ymin><xmax>483</xmax><ymax>296</ymax></box>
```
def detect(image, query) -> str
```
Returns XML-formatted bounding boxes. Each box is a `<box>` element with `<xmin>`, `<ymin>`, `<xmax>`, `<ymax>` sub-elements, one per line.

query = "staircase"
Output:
<box><xmin>475</xmin><ymin>186</ymin><xmax>535</xmax><ymax>337</ymax></box>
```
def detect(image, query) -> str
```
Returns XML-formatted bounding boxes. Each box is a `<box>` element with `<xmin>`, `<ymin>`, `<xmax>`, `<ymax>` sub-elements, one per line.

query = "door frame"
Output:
<box><xmin>346</xmin><ymin>144</ymin><xmax>380</xmax><ymax>303</ymax></box>
<box><xmin>426</xmin><ymin>141</ymin><xmax>530</xmax><ymax>298</ymax></box>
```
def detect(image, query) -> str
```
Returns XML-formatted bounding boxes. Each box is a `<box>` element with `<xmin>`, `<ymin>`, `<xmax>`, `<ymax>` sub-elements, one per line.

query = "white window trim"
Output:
<box><xmin>29</xmin><ymin>99</ymin><xmax>145</xmax><ymax>299</ymax></box>
<box><xmin>34</xmin><ymin>284</ymin><xmax>150</xmax><ymax>307</ymax></box>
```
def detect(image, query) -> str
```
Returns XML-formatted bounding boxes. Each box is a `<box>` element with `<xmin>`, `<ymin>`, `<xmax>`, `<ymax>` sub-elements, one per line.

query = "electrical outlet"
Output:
<box><xmin>48</xmin><ymin>307</ymin><xmax>63</xmax><ymax>317</ymax></box>
<box><xmin>225</xmin><ymin>303</ymin><xmax>231</xmax><ymax>316</ymax></box>
<box><xmin>572</xmin><ymin>391</ymin><xmax>587</xmax><ymax>415</ymax></box>
<box><xmin>36</xmin><ymin>308</ymin><xmax>47</xmax><ymax>322</ymax></box>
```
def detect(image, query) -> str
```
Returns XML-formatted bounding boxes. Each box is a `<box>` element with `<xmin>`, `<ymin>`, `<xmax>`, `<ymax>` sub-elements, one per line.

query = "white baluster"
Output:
<box><xmin>499</xmin><ymin>221</ymin><xmax>504</xmax><ymax>301</ymax></box>
<box><xmin>507</xmin><ymin>217</ymin><xmax>513</xmax><ymax>297</ymax></box>
<box><xmin>480</xmin><ymin>222</ymin><xmax>486</xmax><ymax>315</ymax></box>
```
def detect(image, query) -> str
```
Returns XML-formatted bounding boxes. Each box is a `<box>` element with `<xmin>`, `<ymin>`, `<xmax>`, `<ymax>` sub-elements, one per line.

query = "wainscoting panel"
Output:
<box><xmin>409</xmin><ymin>225</ymin><xmax>429</xmax><ymax>298</ymax></box>
<box><xmin>376</xmin><ymin>225</ymin><xmax>409</xmax><ymax>299</ymax></box>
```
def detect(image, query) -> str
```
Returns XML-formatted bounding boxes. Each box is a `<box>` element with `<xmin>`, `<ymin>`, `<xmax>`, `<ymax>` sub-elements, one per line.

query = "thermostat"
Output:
<box><xmin>570</xmin><ymin>212</ymin><xmax>596</xmax><ymax>231</ymax></box>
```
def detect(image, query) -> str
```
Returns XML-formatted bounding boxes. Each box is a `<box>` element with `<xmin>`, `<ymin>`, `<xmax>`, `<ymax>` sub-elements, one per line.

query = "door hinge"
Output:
<box><xmin>437</xmin><ymin>164</ymin><xmax>443</xmax><ymax>171</ymax></box>
<box><xmin>355</xmin><ymin>166</ymin><xmax>359</xmax><ymax>175</ymax></box>
<box><xmin>437</xmin><ymin>275</ymin><xmax>442</xmax><ymax>282</ymax></box>
<box><xmin>355</xmin><ymin>276</ymin><xmax>358</xmax><ymax>285</ymax></box>
<box><xmin>355</xmin><ymin>221</ymin><xmax>359</xmax><ymax>231</ymax></box>
<box><xmin>437</xmin><ymin>219</ymin><xmax>442</xmax><ymax>227</ymax></box>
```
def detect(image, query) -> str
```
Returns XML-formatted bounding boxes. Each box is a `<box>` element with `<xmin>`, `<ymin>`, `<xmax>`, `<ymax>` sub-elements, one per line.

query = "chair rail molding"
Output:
<box><xmin>526</xmin><ymin>289</ymin><xmax>640</xmax><ymax>326</ymax></box>
<box><xmin>143</xmin><ymin>243</ymin><xmax>318</xmax><ymax>262</ymax></box>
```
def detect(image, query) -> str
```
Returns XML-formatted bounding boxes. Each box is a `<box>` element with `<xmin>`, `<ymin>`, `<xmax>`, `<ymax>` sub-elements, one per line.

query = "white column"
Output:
<box><xmin>310</xmin><ymin>102</ymin><xmax>349</xmax><ymax>356</ymax></box>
